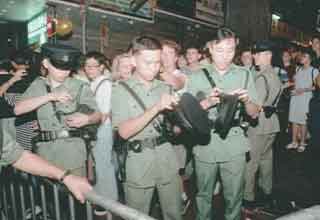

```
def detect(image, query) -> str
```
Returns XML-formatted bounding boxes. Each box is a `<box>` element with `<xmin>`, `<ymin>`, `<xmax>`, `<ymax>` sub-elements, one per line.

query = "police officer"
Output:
<box><xmin>186</xmin><ymin>27</ymin><xmax>260</xmax><ymax>220</ymax></box>
<box><xmin>0</xmin><ymin>117</ymin><xmax>92</xmax><ymax>203</ymax></box>
<box><xmin>111</xmin><ymin>36</ymin><xmax>182</xmax><ymax>220</ymax></box>
<box><xmin>243</xmin><ymin>40</ymin><xmax>281</xmax><ymax>209</ymax></box>
<box><xmin>14</xmin><ymin>43</ymin><xmax>102</xmax><ymax>177</ymax></box>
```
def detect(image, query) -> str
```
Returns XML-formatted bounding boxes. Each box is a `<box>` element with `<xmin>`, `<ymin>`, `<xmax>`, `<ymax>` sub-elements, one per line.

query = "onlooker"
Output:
<box><xmin>185</xmin><ymin>44</ymin><xmax>202</xmax><ymax>72</ymax></box>
<box><xmin>111</xmin><ymin>53</ymin><xmax>133</xmax><ymax>82</ymax></box>
<box><xmin>240</xmin><ymin>47</ymin><xmax>255</xmax><ymax>72</ymax></box>
<box><xmin>160</xmin><ymin>39</ymin><xmax>187</xmax><ymax>92</ymax></box>
<box><xmin>311</xmin><ymin>36</ymin><xmax>320</xmax><ymax>69</ymax></box>
<box><xmin>287</xmin><ymin>48</ymin><xmax>319</xmax><ymax>152</ymax></box>
<box><xmin>84</xmin><ymin>51</ymin><xmax>118</xmax><ymax>219</ymax></box>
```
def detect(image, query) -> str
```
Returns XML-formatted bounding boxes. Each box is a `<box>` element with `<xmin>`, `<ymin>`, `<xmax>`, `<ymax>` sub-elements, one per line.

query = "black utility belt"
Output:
<box><xmin>37</xmin><ymin>130</ymin><xmax>82</xmax><ymax>142</ymax></box>
<box><xmin>128</xmin><ymin>136</ymin><xmax>168</xmax><ymax>153</ymax></box>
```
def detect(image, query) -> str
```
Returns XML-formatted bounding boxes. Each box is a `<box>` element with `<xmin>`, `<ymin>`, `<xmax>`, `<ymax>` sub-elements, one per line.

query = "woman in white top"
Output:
<box><xmin>84</xmin><ymin>52</ymin><xmax>118</xmax><ymax>218</ymax></box>
<box><xmin>287</xmin><ymin>48</ymin><xmax>319</xmax><ymax>152</ymax></box>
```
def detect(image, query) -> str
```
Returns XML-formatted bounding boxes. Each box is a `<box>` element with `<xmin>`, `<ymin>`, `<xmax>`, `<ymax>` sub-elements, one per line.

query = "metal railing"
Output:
<box><xmin>0</xmin><ymin>167</ymin><xmax>156</xmax><ymax>220</ymax></box>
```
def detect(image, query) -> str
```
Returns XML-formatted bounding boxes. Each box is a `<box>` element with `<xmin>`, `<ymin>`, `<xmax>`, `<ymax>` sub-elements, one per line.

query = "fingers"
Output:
<box><xmin>159</xmin><ymin>94</ymin><xmax>179</xmax><ymax>111</ymax></box>
<box><xmin>53</xmin><ymin>91</ymin><xmax>73</xmax><ymax>103</ymax></box>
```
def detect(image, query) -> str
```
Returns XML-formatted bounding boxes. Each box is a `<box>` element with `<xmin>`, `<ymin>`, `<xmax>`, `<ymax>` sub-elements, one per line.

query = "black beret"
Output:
<box><xmin>252</xmin><ymin>40</ymin><xmax>275</xmax><ymax>53</ymax></box>
<box><xmin>41</xmin><ymin>43</ymin><xmax>81</xmax><ymax>70</ymax></box>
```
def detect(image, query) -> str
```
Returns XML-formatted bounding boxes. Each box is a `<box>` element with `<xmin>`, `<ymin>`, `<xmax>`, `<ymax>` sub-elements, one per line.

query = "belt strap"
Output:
<box><xmin>37</xmin><ymin>130</ymin><xmax>82</xmax><ymax>142</ymax></box>
<box><xmin>129</xmin><ymin>136</ymin><xmax>167</xmax><ymax>152</ymax></box>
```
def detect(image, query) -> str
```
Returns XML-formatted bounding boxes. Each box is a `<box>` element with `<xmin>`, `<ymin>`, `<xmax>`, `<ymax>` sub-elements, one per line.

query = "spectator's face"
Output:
<box><xmin>44</xmin><ymin>59</ymin><xmax>70</xmax><ymax>83</ymax></box>
<box><xmin>186</xmin><ymin>48</ymin><xmax>201</xmax><ymax>65</ymax></box>
<box><xmin>312</xmin><ymin>38</ymin><xmax>320</xmax><ymax>52</ymax></box>
<box><xmin>253</xmin><ymin>51</ymin><xmax>271</xmax><ymax>66</ymax></box>
<box><xmin>118</xmin><ymin>57</ymin><xmax>133</xmax><ymax>80</ymax></box>
<box><xmin>134</xmin><ymin>49</ymin><xmax>161</xmax><ymax>82</ymax></box>
<box><xmin>300</xmin><ymin>53</ymin><xmax>311</xmax><ymax>66</ymax></box>
<box><xmin>177</xmin><ymin>55</ymin><xmax>187</xmax><ymax>69</ymax></box>
<box><xmin>240</xmin><ymin>51</ymin><xmax>253</xmax><ymax>67</ymax></box>
<box><xmin>84</xmin><ymin>58</ymin><xmax>104</xmax><ymax>80</ymax></box>
<box><xmin>282</xmin><ymin>51</ymin><xmax>291</xmax><ymax>64</ymax></box>
<box><xmin>161</xmin><ymin>45</ymin><xmax>178</xmax><ymax>69</ymax></box>
<box><xmin>209</xmin><ymin>38</ymin><xmax>236</xmax><ymax>71</ymax></box>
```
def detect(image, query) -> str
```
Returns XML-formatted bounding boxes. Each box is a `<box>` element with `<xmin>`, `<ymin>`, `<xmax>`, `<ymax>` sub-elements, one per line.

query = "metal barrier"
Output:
<box><xmin>276</xmin><ymin>205</ymin><xmax>320</xmax><ymax>220</ymax></box>
<box><xmin>0</xmin><ymin>167</ymin><xmax>157</xmax><ymax>220</ymax></box>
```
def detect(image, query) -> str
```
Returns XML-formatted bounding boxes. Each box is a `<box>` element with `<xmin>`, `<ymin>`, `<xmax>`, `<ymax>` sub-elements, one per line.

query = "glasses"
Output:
<box><xmin>85</xmin><ymin>64</ymin><xmax>100</xmax><ymax>69</ymax></box>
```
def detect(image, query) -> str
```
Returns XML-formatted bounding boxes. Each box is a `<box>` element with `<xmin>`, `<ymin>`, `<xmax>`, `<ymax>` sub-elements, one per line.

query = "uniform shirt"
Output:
<box><xmin>111</xmin><ymin>77</ymin><xmax>179</xmax><ymax>187</ymax></box>
<box><xmin>187</xmin><ymin>63</ymin><xmax>259</xmax><ymax>162</ymax></box>
<box><xmin>22</xmin><ymin>77</ymin><xmax>98</xmax><ymax>131</ymax></box>
<box><xmin>248</xmin><ymin>65</ymin><xmax>281</xmax><ymax>135</ymax></box>
<box><xmin>0</xmin><ymin>119</ymin><xmax>24</xmax><ymax>167</ymax></box>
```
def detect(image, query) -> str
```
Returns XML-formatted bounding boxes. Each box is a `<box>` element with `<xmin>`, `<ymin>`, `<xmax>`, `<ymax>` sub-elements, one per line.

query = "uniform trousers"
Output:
<box><xmin>195</xmin><ymin>155</ymin><xmax>246</xmax><ymax>220</ymax></box>
<box><xmin>244</xmin><ymin>133</ymin><xmax>276</xmax><ymax>201</ymax></box>
<box><xmin>124</xmin><ymin>175</ymin><xmax>182</xmax><ymax>220</ymax></box>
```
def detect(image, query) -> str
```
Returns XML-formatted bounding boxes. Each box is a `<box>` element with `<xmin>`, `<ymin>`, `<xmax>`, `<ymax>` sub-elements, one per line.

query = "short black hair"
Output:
<box><xmin>131</xmin><ymin>36</ymin><xmax>162</xmax><ymax>54</ymax></box>
<box><xmin>85</xmin><ymin>51</ymin><xmax>106</xmax><ymax>65</ymax></box>
<box><xmin>211</xmin><ymin>27</ymin><xmax>237</xmax><ymax>44</ymax></box>
<box><xmin>302</xmin><ymin>47</ymin><xmax>317</xmax><ymax>64</ymax></box>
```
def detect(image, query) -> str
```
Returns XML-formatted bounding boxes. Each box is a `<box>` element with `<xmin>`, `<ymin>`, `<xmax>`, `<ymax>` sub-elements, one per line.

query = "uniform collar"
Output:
<box><xmin>128</xmin><ymin>75</ymin><xmax>162</xmax><ymax>91</ymax></box>
<box><xmin>258</xmin><ymin>65</ymin><xmax>273</xmax><ymax>75</ymax></box>
<box><xmin>209</xmin><ymin>63</ymin><xmax>237</xmax><ymax>76</ymax></box>
<box><xmin>45</xmin><ymin>76</ymin><xmax>71</xmax><ymax>88</ymax></box>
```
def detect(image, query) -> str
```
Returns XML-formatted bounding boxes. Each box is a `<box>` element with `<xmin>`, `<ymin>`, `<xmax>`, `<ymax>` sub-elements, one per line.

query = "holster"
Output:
<box><xmin>113</xmin><ymin>131</ymin><xmax>128</xmax><ymax>182</ymax></box>
<box><xmin>263</xmin><ymin>106</ymin><xmax>276</xmax><ymax>118</ymax></box>
<box><xmin>83</xmin><ymin>139</ymin><xmax>96</xmax><ymax>185</ymax></box>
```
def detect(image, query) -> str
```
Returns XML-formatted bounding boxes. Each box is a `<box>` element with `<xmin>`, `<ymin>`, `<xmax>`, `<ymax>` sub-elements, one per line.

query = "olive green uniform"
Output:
<box><xmin>186</xmin><ymin>64</ymin><xmax>259</xmax><ymax>220</ymax></box>
<box><xmin>0</xmin><ymin>118</ymin><xmax>24</xmax><ymax>167</ymax></box>
<box><xmin>112</xmin><ymin>77</ymin><xmax>182</xmax><ymax>220</ymax></box>
<box><xmin>244</xmin><ymin>65</ymin><xmax>281</xmax><ymax>201</ymax></box>
<box><xmin>22</xmin><ymin>77</ymin><xmax>98</xmax><ymax>177</ymax></box>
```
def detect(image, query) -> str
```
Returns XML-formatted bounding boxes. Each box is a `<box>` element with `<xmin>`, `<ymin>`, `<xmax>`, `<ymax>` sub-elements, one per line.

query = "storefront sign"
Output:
<box><xmin>195</xmin><ymin>0</ymin><xmax>224</xmax><ymax>25</ymax></box>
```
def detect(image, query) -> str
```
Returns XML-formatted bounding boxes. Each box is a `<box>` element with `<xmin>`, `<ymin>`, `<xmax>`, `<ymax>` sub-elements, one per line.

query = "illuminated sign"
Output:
<box><xmin>27</xmin><ymin>11</ymin><xmax>47</xmax><ymax>45</ymax></box>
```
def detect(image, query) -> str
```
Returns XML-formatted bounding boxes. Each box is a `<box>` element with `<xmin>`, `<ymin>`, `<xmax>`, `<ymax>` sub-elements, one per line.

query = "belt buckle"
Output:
<box><xmin>57</xmin><ymin>130</ymin><xmax>70</xmax><ymax>139</ymax></box>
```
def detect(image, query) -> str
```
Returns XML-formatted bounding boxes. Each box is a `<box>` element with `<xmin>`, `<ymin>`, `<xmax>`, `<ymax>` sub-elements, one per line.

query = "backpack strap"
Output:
<box><xmin>118</xmin><ymin>81</ymin><xmax>163</xmax><ymax>133</ymax></box>
<box><xmin>202</xmin><ymin>68</ymin><xmax>216</xmax><ymax>88</ymax></box>
<box><xmin>94</xmin><ymin>78</ymin><xmax>110</xmax><ymax>96</ymax></box>
<box><xmin>118</xmin><ymin>81</ymin><xmax>146</xmax><ymax>110</ymax></box>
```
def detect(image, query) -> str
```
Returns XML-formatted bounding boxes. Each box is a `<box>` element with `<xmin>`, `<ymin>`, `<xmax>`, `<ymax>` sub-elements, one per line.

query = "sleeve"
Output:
<box><xmin>111</xmin><ymin>84</ymin><xmax>130</xmax><ymax>129</ymax></box>
<box><xmin>0</xmin><ymin>119</ymin><xmax>24</xmax><ymax>166</ymax></box>
<box><xmin>21</xmin><ymin>78</ymin><xmax>45</xmax><ymax>99</ymax></box>
<box><xmin>79</xmin><ymin>83</ymin><xmax>99</xmax><ymax>112</ymax></box>
<box><xmin>246</xmin><ymin>71</ymin><xmax>261</xmax><ymax>106</ymax></box>
<box><xmin>254</xmin><ymin>76</ymin><xmax>268</xmax><ymax>106</ymax></box>
<box><xmin>95</xmin><ymin>80</ymin><xmax>112</xmax><ymax>114</ymax></box>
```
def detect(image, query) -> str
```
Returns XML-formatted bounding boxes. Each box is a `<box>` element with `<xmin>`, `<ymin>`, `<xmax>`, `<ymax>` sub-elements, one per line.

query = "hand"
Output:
<box><xmin>292</xmin><ymin>88</ymin><xmax>304</xmax><ymax>96</ymax></box>
<box><xmin>10</xmin><ymin>69</ymin><xmax>27</xmax><ymax>83</ymax></box>
<box><xmin>156</xmin><ymin>94</ymin><xmax>179</xmax><ymax>112</ymax></box>
<box><xmin>49</xmin><ymin>91</ymin><xmax>73</xmax><ymax>104</ymax></box>
<box><xmin>207</xmin><ymin>87</ymin><xmax>221</xmax><ymax>107</ymax></box>
<box><xmin>30</xmin><ymin>120</ymin><xmax>39</xmax><ymax>130</ymax></box>
<box><xmin>231</xmin><ymin>88</ymin><xmax>249</xmax><ymax>103</ymax></box>
<box><xmin>65</xmin><ymin>112</ymin><xmax>90</xmax><ymax>128</ymax></box>
<box><xmin>62</xmin><ymin>175</ymin><xmax>92</xmax><ymax>203</ymax></box>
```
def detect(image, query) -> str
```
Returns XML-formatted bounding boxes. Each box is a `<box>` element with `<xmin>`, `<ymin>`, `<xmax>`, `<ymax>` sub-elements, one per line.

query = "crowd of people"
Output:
<box><xmin>1</xmin><ymin>27</ymin><xmax>320</xmax><ymax>220</ymax></box>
